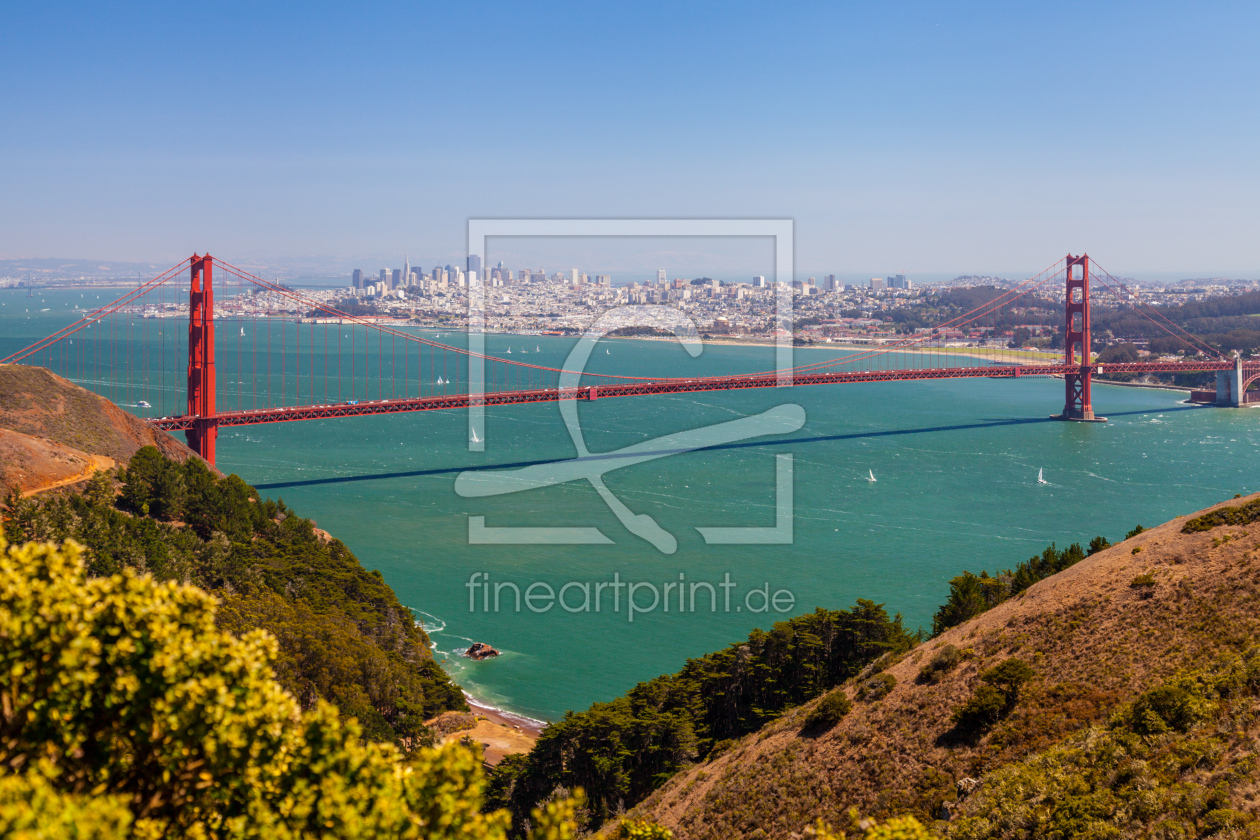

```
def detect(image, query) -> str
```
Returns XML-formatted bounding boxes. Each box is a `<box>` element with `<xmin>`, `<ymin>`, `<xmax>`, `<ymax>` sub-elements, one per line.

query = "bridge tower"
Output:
<box><xmin>1059</xmin><ymin>254</ymin><xmax>1104</xmax><ymax>422</ymax></box>
<box><xmin>186</xmin><ymin>254</ymin><xmax>218</xmax><ymax>464</ymax></box>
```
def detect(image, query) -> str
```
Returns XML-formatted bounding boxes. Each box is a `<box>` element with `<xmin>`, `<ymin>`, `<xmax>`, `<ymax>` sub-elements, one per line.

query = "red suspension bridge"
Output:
<box><xmin>3</xmin><ymin>253</ymin><xmax>1255</xmax><ymax>467</ymax></box>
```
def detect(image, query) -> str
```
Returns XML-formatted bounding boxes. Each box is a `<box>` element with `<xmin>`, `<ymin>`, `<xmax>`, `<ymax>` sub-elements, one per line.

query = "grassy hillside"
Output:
<box><xmin>0</xmin><ymin>364</ymin><xmax>202</xmax><ymax>471</ymax></box>
<box><xmin>625</xmin><ymin>493</ymin><xmax>1260</xmax><ymax>838</ymax></box>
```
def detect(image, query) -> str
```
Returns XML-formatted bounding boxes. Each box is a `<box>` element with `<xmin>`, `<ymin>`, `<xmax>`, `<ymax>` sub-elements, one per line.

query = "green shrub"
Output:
<box><xmin>951</xmin><ymin>684</ymin><xmax>1009</xmax><ymax>733</ymax></box>
<box><xmin>1182</xmin><ymin>498</ymin><xmax>1260</xmax><ymax>533</ymax></box>
<box><xmin>1087</xmin><ymin>536</ymin><xmax>1111</xmax><ymax>555</ymax></box>
<box><xmin>857</xmin><ymin>672</ymin><xmax>896</xmax><ymax>702</ymax></box>
<box><xmin>1201</xmin><ymin>808</ymin><xmax>1253</xmax><ymax>834</ymax></box>
<box><xmin>803</xmin><ymin>690</ymin><xmax>852</xmax><ymax>730</ymax></box>
<box><xmin>951</xmin><ymin>659</ymin><xmax>1035</xmax><ymax>735</ymax></box>
<box><xmin>1126</xmin><ymin>525</ymin><xmax>1146</xmax><ymax>539</ymax></box>
<box><xmin>1129</xmin><ymin>573</ymin><xmax>1156</xmax><ymax>592</ymax></box>
<box><xmin>981</xmin><ymin>658</ymin><xmax>1036</xmax><ymax>696</ymax></box>
<box><xmin>1128</xmin><ymin>685</ymin><xmax>1200</xmax><ymax>735</ymax></box>
<box><xmin>614</xmin><ymin>818</ymin><xmax>675</xmax><ymax>839</ymax></box>
<box><xmin>0</xmin><ymin>534</ymin><xmax>565</xmax><ymax>839</ymax></box>
<box><xmin>917</xmin><ymin>644</ymin><xmax>963</xmax><ymax>684</ymax></box>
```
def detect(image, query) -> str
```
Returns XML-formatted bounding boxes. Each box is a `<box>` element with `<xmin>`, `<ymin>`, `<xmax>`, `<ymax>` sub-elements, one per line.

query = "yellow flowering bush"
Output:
<box><xmin>0</xmin><ymin>535</ymin><xmax>576</xmax><ymax>839</ymax></box>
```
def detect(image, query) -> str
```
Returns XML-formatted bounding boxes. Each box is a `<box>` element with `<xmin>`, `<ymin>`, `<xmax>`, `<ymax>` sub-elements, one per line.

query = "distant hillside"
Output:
<box><xmin>628</xmin><ymin>494</ymin><xmax>1260</xmax><ymax>838</ymax></box>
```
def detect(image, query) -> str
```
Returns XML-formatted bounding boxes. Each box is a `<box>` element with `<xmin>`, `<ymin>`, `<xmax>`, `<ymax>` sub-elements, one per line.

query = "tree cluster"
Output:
<box><xmin>2</xmin><ymin>447</ymin><xmax>466</xmax><ymax>746</ymax></box>
<box><xmin>489</xmin><ymin>602</ymin><xmax>915</xmax><ymax>829</ymax></box>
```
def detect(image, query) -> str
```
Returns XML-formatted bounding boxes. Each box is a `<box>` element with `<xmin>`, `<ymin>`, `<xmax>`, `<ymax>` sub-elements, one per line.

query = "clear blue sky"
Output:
<box><xmin>2</xmin><ymin>1</ymin><xmax>1257</xmax><ymax>279</ymax></box>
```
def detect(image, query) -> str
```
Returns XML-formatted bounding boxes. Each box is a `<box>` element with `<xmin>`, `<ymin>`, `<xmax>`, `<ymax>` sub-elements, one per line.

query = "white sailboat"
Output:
<box><xmin>867</xmin><ymin>470</ymin><xmax>877</xmax><ymax>482</ymax></box>
<box><xmin>239</xmin><ymin>327</ymin><xmax>245</xmax><ymax>337</ymax></box>
<box><xmin>471</xmin><ymin>429</ymin><xmax>481</xmax><ymax>444</ymax></box>
<box><xmin>506</xmin><ymin>347</ymin><xmax>512</xmax><ymax>354</ymax></box>
<box><xmin>1037</xmin><ymin>468</ymin><xmax>1048</xmax><ymax>485</ymax></box>
<box><xmin>535</xmin><ymin>345</ymin><xmax>540</xmax><ymax>352</ymax></box>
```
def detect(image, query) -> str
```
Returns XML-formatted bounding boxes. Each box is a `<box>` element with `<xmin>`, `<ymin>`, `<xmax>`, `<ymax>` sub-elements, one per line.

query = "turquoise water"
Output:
<box><xmin>5</xmin><ymin>286</ymin><xmax>1258</xmax><ymax>722</ymax></box>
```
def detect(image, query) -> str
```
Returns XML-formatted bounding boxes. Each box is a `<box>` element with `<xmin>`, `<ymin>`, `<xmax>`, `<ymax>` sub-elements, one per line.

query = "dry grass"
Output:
<box><xmin>631</xmin><ymin>493</ymin><xmax>1260</xmax><ymax>839</ymax></box>
<box><xmin>0</xmin><ymin>365</ymin><xmax>210</xmax><ymax>480</ymax></box>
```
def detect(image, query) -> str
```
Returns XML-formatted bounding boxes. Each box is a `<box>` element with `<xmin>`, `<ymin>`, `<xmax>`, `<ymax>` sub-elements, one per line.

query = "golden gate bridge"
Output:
<box><xmin>3</xmin><ymin>253</ymin><xmax>1255</xmax><ymax>467</ymax></box>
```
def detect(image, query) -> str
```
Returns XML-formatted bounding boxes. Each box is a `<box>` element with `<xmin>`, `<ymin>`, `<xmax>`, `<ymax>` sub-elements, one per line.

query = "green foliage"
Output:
<box><xmin>951</xmin><ymin>659</ymin><xmax>1035</xmax><ymax>736</ymax></box>
<box><xmin>0</xmin><ymin>767</ymin><xmax>133</xmax><ymax>839</ymax></box>
<box><xmin>981</xmin><ymin>658</ymin><xmax>1036</xmax><ymax>696</ymax></box>
<box><xmin>1182</xmin><ymin>497</ymin><xmax>1260</xmax><ymax>533</ymax></box>
<box><xmin>917</xmin><ymin>644</ymin><xmax>963</xmax><ymax>684</ymax></box>
<box><xmin>802</xmin><ymin>811</ymin><xmax>932</xmax><ymax>840</ymax></box>
<box><xmin>611</xmin><ymin>818</ymin><xmax>676</xmax><ymax>839</ymax></box>
<box><xmin>1087</xmin><ymin>536</ymin><xmax>1110</xmax><ymax>555</ymax></box>
<box><xmin>491</xmin><ymin>602</ymin><xmax>914</xmax><ymax>829</ymax></box>
<box><xmin>0</xmin><ymin>534</ymin><xmax>549</xmax><ymax>839</ymax></box>
<box><xmin>1125</xmin><ymin>524</ymin><xmax>1146</xmax><ymax>539</ymax></box>
<box><xmin>856</xmin><ymin>672</ymin><xmax>896</xmax><ymax>702</ymax></box>
<box><xmin>1129</xmin><ymin>572</ymin><xmax>1156</xmax><ymax>589</ymax></box>
<box><xmin>2</xmin><ymin>446</ymin><xmax>465</xmax><ymax>745</ymax></box>
<box><xmin>803</xmin><ymin>689</ymin><xmax>852</xmax><ymax>731</ymax></box>
<box><xmin>932</xmin><ymin>542</ymin><xmax>1090</xmax><ymax>635</ymax></box>
<box><xmin>944</xmin><ymin>650</ymin><xmax>1260</xmax><ymax>840</ymax></box>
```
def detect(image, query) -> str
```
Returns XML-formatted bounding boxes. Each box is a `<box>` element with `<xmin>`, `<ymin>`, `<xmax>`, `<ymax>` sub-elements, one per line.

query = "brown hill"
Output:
<box><xmin>0</xmin><ymin>364</ymin><xmax>208</xmax><ymax>494</ymax></box>
<box><xmin>632</xmin><ymin>493</ymin><xmax>1260</xmax><ymax>838</ymax></box>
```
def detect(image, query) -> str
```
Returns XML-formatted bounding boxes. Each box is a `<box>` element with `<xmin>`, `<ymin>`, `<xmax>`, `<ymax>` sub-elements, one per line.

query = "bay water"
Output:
<box><xmin>4</xmin><ymin>286</ymin><xmax>1257</xmax><ymax>722</ymax></box>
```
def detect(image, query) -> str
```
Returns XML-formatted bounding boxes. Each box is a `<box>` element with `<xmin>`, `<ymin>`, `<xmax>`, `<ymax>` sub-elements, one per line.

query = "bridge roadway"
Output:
<box><xmin>146</xmin><ymin>360</ymin><xmax>1251</xmax><ymax>432</ymax></box>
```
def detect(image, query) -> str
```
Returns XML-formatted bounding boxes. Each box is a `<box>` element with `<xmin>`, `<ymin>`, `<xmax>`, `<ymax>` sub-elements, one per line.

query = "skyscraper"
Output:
<box><xmin>404</xmin><ymin>256</ymin><xmax>410</xmax><ymax>286</ymax></box>
<box><xmin>467</xmin><ymin>254</ymin><xmax>482</xmax><ymax>275</ymax></box>
<box><xmin>752</xmin><ymin>276</ymin><xmax>766</xmax><ymax>287</ymax></box>
<box><xmin>352</xmin><ymin>269</ymin><xmax>363</xmax><ymax>289</ymax></box>
<box><xmin>657</xmin><ymin>269</ymin><xmax>667</xmax><ymax>284</ymax></box>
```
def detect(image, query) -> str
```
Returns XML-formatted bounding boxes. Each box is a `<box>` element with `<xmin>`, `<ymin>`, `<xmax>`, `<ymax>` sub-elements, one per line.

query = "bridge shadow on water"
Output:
<box><xmin>250</xmin><ymin>405</ymin><xmax>1201</xmax><ymax>491</ymax></box>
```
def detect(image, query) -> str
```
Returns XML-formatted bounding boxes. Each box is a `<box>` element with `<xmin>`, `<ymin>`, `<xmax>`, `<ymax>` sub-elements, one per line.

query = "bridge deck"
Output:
<box><xmin>147</xmin><ymin>360</ymin><xmax>1245</xmax><ymax>431</ymax></box>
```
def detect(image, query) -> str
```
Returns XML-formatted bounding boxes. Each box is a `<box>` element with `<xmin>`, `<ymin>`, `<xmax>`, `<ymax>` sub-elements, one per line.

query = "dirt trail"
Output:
<box><xmin>21</xmin><ymin>454</ymin><xmax>115</xmax><ymax>498</ymax></box>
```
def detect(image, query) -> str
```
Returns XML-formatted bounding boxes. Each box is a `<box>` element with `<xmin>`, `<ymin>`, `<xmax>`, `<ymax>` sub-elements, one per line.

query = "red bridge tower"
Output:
<box><xmin>186</xmin><ymin>254</ymin><xmax>218</xmax><ymax>463</ymax></box>
<box><xmin>1059</xmin><ymin>253</ymin><xmax>1105</xmax><ymax>422</ymax></box>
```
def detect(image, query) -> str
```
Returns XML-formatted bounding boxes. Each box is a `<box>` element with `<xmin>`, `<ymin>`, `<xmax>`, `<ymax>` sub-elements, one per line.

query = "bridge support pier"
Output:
<box><xmin>1216</xmin><ymin>357</ymin><xmax>1243</xmax><ymax>407</ymax></box>
<box><xmin>1056</xmin><ymin>254</ymin><xmax>1107</xmax><ymax>422</ymax></box>
<box><xmin>186</xmin><ymin>254</ymin><xmax>218</xmax><ymax>465</ymax></box>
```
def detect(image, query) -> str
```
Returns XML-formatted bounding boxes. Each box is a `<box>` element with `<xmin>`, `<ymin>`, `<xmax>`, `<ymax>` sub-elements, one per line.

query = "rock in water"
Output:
<box><xmin>466</xmin><ymin>642</ymin><xmax>500</xmax><ymax>660</ymax></box>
